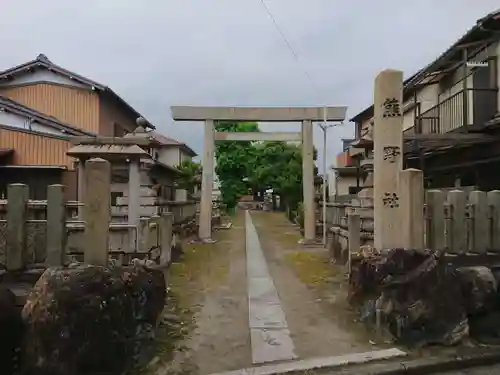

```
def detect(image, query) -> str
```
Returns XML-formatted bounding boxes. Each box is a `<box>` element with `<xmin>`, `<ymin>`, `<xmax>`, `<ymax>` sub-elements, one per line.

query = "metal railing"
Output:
<box><xmin>416</xmin><ymin>88</ymin><xmax>497</xmax><ymax>134</ymax></box>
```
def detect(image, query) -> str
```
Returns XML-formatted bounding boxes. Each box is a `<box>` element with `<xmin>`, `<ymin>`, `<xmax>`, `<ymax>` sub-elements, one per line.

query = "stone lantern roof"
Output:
<box><xmin>123</xmin><ymin>117</ymin><xmax>161</xmax><ymax>147</ymax></box>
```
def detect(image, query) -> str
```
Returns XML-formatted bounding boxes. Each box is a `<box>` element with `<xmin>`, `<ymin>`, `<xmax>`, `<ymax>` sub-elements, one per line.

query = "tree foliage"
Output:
<box><xmin>215</xmin><ymin>121</ymin><xmax>259</xmax><ymax>209</ymax></box>
<box><xmin>175</xmin><ymin>159</ymin><xmax>202</xmax><ymax>193</ymax></box>
<box><xmin>214</xmin><ymin>121</ymin><xmax>318</xmax><ymax>212</ymax></box>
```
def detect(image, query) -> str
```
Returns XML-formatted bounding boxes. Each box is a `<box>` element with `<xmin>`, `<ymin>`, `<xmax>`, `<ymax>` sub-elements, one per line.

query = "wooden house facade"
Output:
<box><xmin>0</xmin><ymin>54</ymin><xmax>158</xmax><ymax>199</ymax></box>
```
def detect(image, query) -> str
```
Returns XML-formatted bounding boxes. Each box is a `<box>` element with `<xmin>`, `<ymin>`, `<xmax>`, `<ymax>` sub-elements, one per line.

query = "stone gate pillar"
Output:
<box><xmin>199</xmin><ymin>119</ymin><xmax>215</xmax><ymax>240</ymax></box>
<box><xmin>373</xmin><ymin>69</ymin><xmax>404</xmax><ymax>250</ymax></box>
<box><xmin>302</xmin><ymin>119</ymin><xmax>316</xmax><ymax>243</ymax></box>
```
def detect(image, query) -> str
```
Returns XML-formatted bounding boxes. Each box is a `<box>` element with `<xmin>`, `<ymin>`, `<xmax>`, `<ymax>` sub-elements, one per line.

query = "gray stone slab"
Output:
<box><xmin>248</xmin><ymin>278</ymin><xmax>280</xmax><ymax>305</ymax></box>
<box><xmin>249</xmin><ymin>302</ymin><xmax>288</xmax><ymax>329</ymax></box>
<box><xmin>250</xmin><ymin>328</ymin><xmax>297</xmax><ymax>364</ymax></box>
<box><xmin>208</xmin><ymin>348</ymin><xmax>407</xmax><ymax>375</ymax></box>
<box><xmin>245</xmin><ymin>211</ymin><xmax>296</xmax><ymax>365</ymax></box>
<box><xmin>247</xmin><ymin>256</ymin><xmax>270</xmax><ymax>278</ymax></box>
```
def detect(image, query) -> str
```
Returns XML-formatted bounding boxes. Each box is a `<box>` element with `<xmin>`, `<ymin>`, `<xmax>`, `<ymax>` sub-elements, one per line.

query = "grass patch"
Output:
<box><xmin>169</xmin><ymin>243</ymin><xmax>229</xmax><ymax>294</ymax></box>
<box><xmin>284</xmin><ymin>251</ymin><xmax>333</xmax><ymax>287</ymax></box>
<box><xmin>252</xmin><ymin>211</ymin><xmax>302</xmax><ymax>250</ymax></box>
<box><xmin>139</xmin><ymin>219</ymin><xmax>237</xmax><ymax>375</ymax></box>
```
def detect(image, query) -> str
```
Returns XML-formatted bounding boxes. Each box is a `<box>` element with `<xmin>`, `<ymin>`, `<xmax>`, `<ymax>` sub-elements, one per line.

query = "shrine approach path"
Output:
<box><xmin>149</xmin><ymin>210</ymin><xmax>394</xmax><ymax>375</ymax></box>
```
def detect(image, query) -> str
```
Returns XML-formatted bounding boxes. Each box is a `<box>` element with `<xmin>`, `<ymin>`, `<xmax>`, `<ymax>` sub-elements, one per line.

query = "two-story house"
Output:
<box><xmin>348</xmin><ymin>9</ymin><xmax>500</xmax><ymax>190</ymax></box>
<box><xmin>0</xmin><ymin>54</ymin><xmax>158</xmax><ymax>199</ymax></box>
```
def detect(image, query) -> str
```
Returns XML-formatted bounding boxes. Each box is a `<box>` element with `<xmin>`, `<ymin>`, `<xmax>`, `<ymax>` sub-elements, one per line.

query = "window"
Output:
<box><xmin>111</xmin><ymin>191</ymin><xmax>123</xmax><ymax>206</ymax></box>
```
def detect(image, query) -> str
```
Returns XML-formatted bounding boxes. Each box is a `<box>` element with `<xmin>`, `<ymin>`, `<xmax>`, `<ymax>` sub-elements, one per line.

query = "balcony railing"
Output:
<box><xmin>416</xmin><ymin>88</ymin><xmax>498</xmax><ymax>134</ymax></box>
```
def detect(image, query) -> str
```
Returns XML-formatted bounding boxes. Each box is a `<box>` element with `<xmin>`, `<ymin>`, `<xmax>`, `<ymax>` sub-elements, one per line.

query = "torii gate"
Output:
<box><xmin>170</xmin><ymin>106</ymin><xmax>347</xmax><ymax>244</ymax></box>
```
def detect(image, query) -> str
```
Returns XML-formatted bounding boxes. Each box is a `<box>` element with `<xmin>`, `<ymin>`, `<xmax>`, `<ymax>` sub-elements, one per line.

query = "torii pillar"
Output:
<box><xmin>170</xmin><ymin>106</ymin><xmax>348</xmax><ymax>244</ymax></box>
<box><xmin>199</xmin><ymin>119</ymin><xmax>215</xmax><ymax>240</ymax></box>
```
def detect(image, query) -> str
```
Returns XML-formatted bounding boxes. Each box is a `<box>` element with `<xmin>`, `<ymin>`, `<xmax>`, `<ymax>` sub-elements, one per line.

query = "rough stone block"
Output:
<box><xmin>457</xmin><ymin>266</ymin><xmax>497</xmax><ymax>315</ymax></box>
<box><xmin>21</xmin><ymin>263</ymin><xmax>166</xmax><ymax>375</ymax></box>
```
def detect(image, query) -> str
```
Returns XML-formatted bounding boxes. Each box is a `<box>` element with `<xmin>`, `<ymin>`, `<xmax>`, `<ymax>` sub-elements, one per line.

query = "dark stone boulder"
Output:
<box><xmin>469</xmin><ymin>311</ymin><xmax>500</xmax><ymax>342</ymax></box>
<box><xmin>456</xmin><ymin>266</ymin><xmax>497</xmax><ymax>315</ymax></box>
<box><xmin>21</xmin><ymin>262</ymin><xmax>166</xmax><ymax>375</ymax></box>
<box><xmin>350</xmin><ymin>248</ymin><xmax>468</xmax><ymax>346</ymax></box>
<box><xmin>0</xmin><ymin>287</ymin><xmax>24</xmax><ymax>374</ymax></box>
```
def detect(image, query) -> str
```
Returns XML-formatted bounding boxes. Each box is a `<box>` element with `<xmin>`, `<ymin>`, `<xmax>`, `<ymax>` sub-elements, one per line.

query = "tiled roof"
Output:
<box><xmin>149</xmin><ymin>131</ymin><xmax>197</xmax><ymax>156</ymax></box>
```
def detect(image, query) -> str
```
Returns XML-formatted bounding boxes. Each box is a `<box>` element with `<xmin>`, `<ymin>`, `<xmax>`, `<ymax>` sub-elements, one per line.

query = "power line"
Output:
<box><xmin>258</xmin><ymin>0</ymin><xmax>322</xmax><ymax>101</ymax></box>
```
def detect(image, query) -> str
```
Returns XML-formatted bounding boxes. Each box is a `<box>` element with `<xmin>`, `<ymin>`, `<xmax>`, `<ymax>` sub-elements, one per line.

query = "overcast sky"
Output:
<box><xmin>2</xmin><ymin>1</ymin><xmax>499</xmax><ymax>171</ymax></box>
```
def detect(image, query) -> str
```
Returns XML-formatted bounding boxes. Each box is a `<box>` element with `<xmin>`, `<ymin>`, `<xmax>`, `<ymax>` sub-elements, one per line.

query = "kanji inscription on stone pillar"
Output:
<box><xmin>373</xmin><ymin>69</ymin><xmax>404</xmax><ymax>250</ymax></box>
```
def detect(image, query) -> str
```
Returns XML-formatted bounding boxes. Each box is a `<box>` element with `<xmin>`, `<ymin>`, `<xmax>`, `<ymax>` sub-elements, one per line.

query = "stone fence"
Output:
<box><xmin>0</xmin><ymin>183</ymin><xmax>174</xmax><ymax>272</ymax></box>
<box><xmin>323</xmin><ymin>186</ymin><xmax>500</xmax><ymax>267</ymax></box>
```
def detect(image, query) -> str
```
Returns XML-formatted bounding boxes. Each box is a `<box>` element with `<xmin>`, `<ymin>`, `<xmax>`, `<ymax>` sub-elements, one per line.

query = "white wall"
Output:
<box><xmin>336</xmin><ymin>175</ymin><xmax>358</xmax><ymax>196</ymax></box>
<box><xmin>0</xmin><ymin>69</ymin><xmax>88</xmax><ymax>89</ymax></box>
<box><xmin>328</xmin><ymin>169</ymin><xmax>337</xmax><ymax>199</ymax></box>
<box><xmin>181</xmin><ymin>150</ymin><xmax>192</xmax><ymax>162</ymax></box>
<box><xmin>0</xmin><ymin>110</ymin><xmax>64</xmax><ymax>136</ymax></box>
<box><xmin>157</xmin><ymin>146</ymin><xmax>193</xmax><ymax>168</ymax></box>
<box><xmin>157</xmin><ymin>147</ymin><xmax>181</xmax><ymax>167</ymax></box>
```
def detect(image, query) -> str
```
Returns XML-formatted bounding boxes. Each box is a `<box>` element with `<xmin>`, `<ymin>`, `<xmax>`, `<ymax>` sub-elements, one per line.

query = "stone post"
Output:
<box><xmin>373</xmin><ymin>69</ymin><xmax>404</xmax><ymax>250</ymax></box>
<box><xmin>77</xmin><ymin>159</ymin><xmax>86</xmax><ymax>220</ymax></box>
<box><xmin>128</xmin><ymin>158</ymin><xmax>141</xmax><ymax>226</ymax></box>
<box><xmin>399</xmin><ymin>169</ymin><xmax>424</xmax><ymax>249</ymax></box>
<box><xmin>302</xmin><ymin>119</ymin><xmax>316</xmax><ymax>244</ymax></box>
<box><xmin>83</xmin><ymin>158</ymin><xmax>111</xmax><ymax>266</ymax></box>
<box><xmin>6</xmin><ymin>184</ymin><xmax>29</xmax><ymax>271</ymax></box>
<box><xmin>128</xmin><ymin>157</ymin><xmax>141</xmax><ymax>251</ymax></box>
<box><xmin>199</xmin><ymin>119</ymin><xmax>215</xmax><ymax>240</ymax></box>
<box><xmin>347</xmin><ymin>213</ymin><xmax>360</xmax><ymax>275</ymax></box>
<box><xmin>46</xmin><ymin>184</ymin><xmax>66</xmax><ymax>266</ymax></box>
<box><xmin>160</xmin><ymin>212</ymin><xmax>173</xmax><ymax>265</ymax></box>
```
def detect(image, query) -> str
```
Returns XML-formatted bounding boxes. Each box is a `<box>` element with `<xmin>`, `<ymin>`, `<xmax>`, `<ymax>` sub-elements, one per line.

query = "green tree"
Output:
<box><xmin>249</xmin><ymin>141</ymin><xmax>318</xmax><ymax>213</ymax></box>
<box><xmin>213</xmin><ymin>122</ymin><xmax>318</xmax><ymax>216</ymax></box>
<box><xmin>175</xmin><ymin>159</ymin><xmax>202</xmax><ymax>193</ymax></box>
<box><xmin>214</xmin><ymin>121</ymin><xmax>259</xmax><ymax>210</ymax></box>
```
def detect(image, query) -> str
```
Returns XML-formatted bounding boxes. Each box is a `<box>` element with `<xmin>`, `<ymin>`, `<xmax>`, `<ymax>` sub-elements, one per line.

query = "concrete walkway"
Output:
<box><xmin>245</xmin><ymin>211</ymin><xmax>297</xmax><ymax>364</ymax></box>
